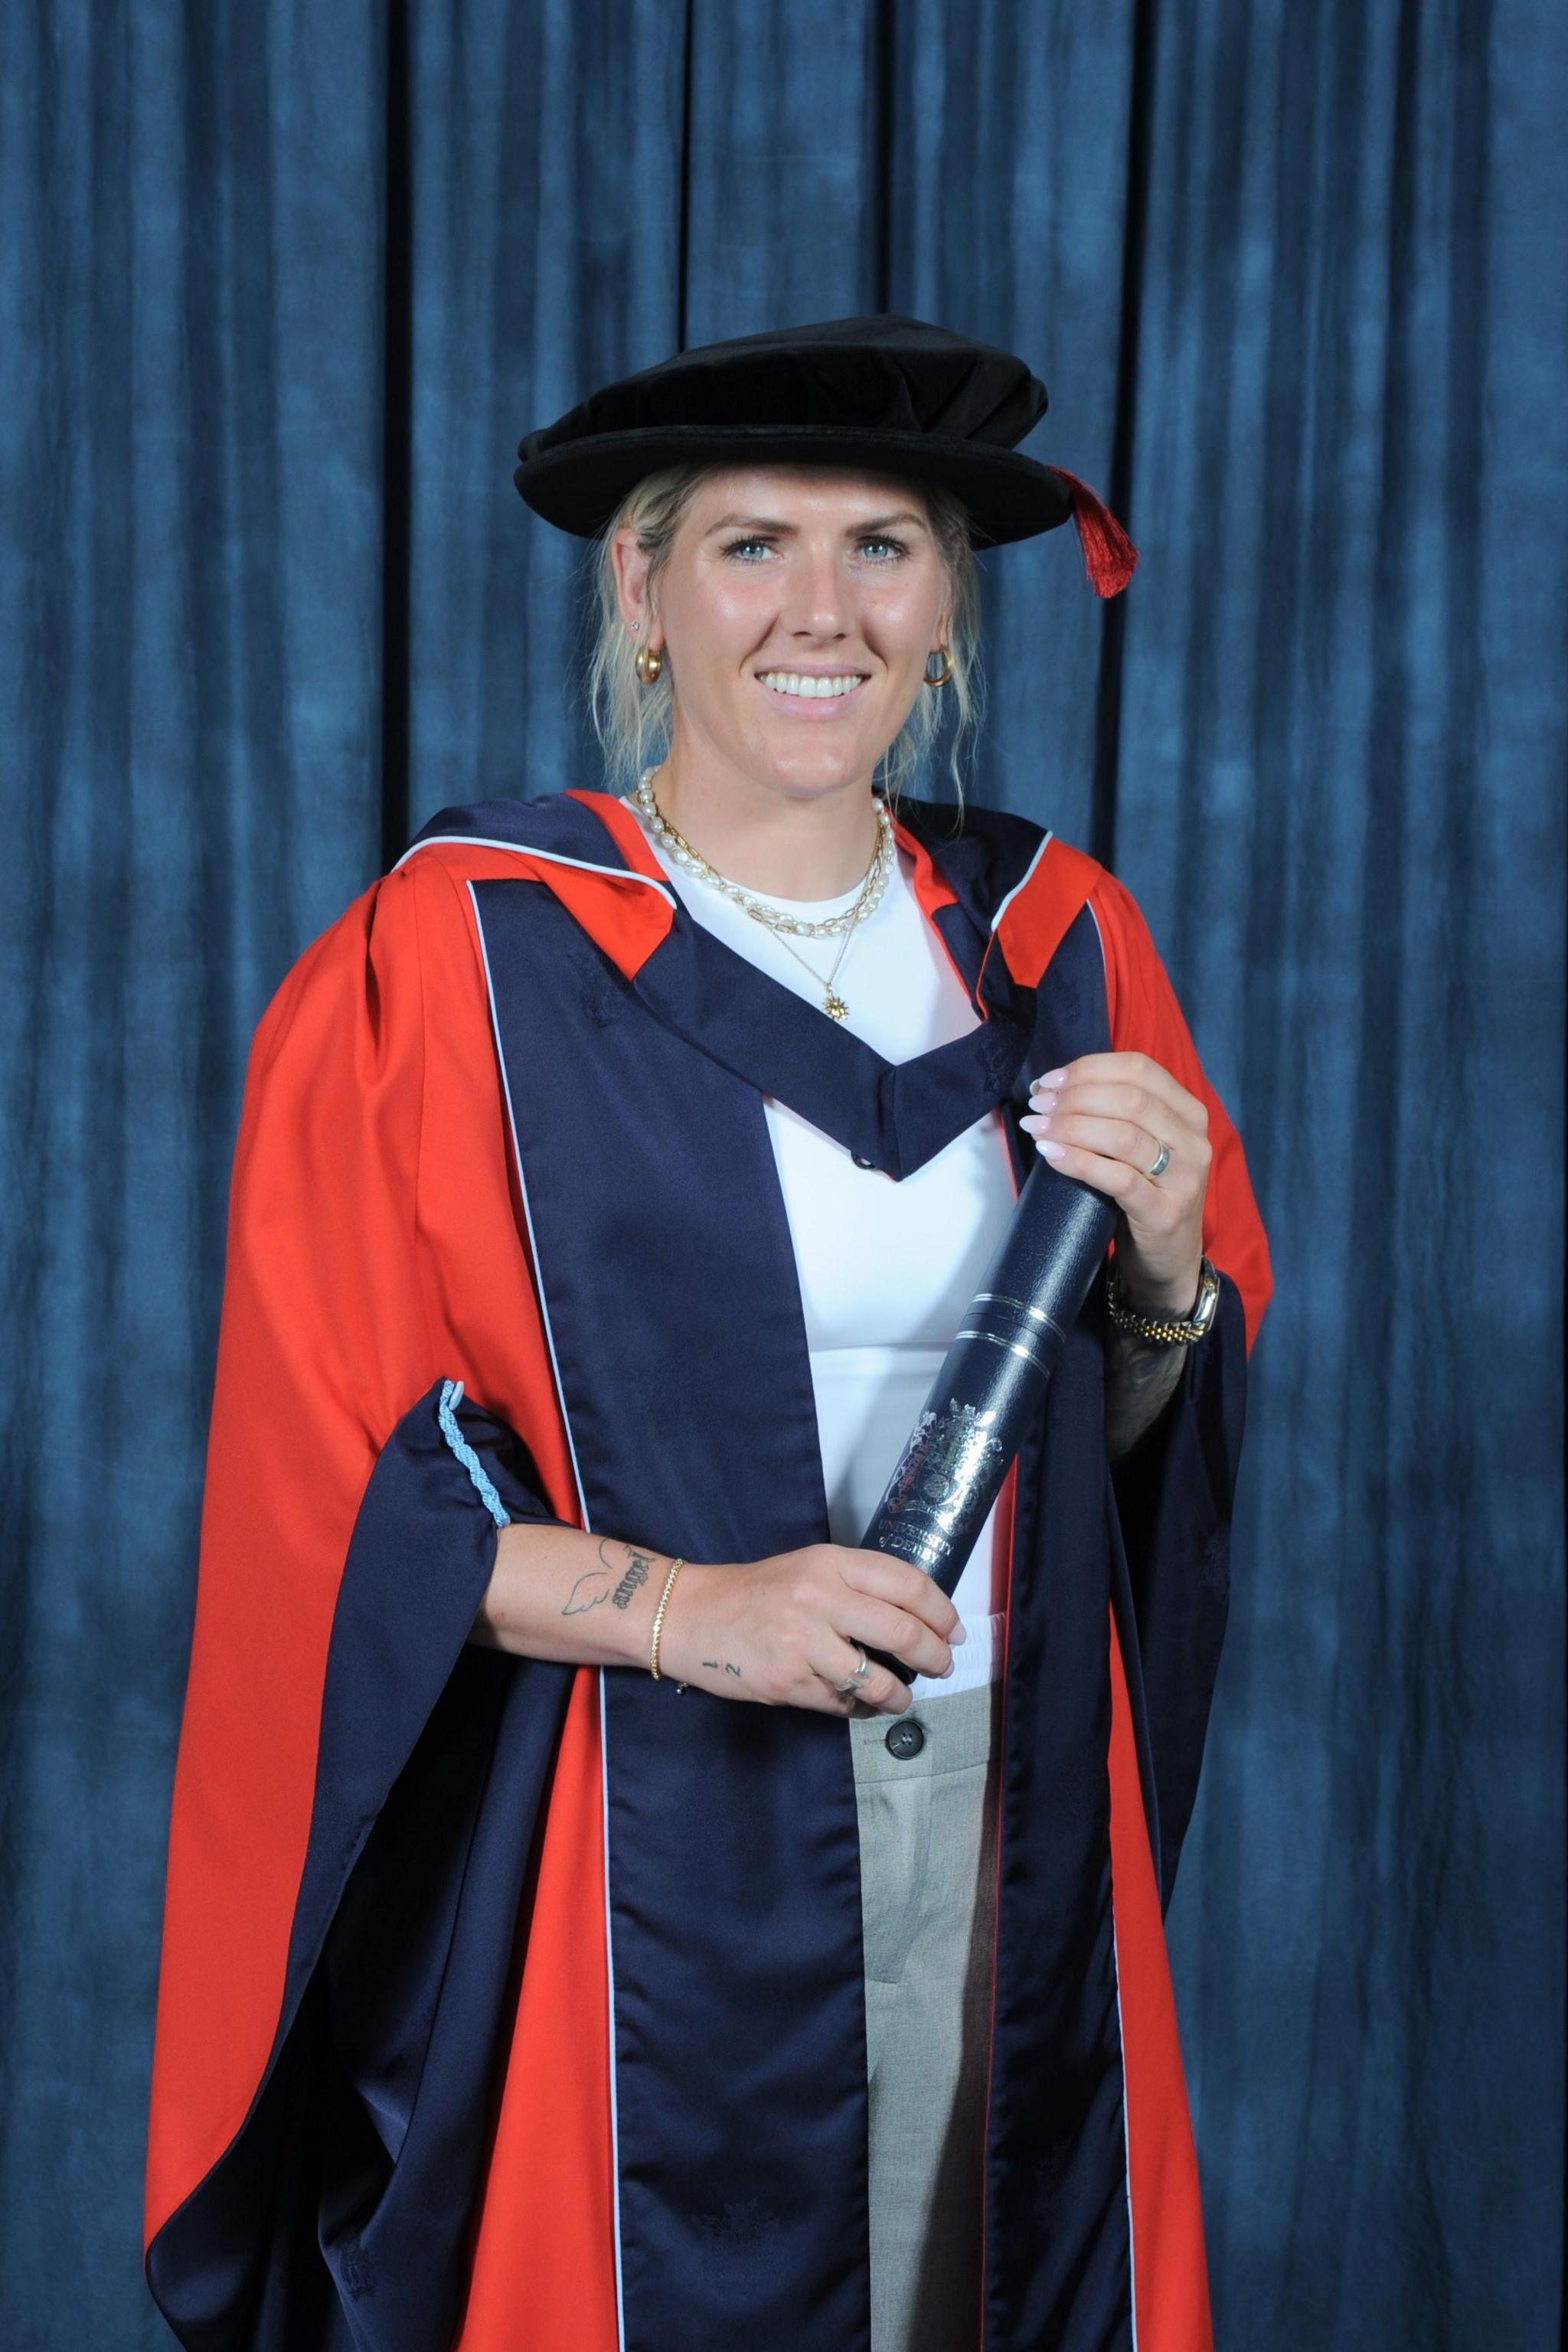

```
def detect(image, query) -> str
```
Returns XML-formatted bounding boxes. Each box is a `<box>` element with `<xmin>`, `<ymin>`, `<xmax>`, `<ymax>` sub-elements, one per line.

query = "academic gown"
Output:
<box><xmin>142</xmin><ymin>784</ymin><xmax>1272</xmax><ymax>2352</ymax></box>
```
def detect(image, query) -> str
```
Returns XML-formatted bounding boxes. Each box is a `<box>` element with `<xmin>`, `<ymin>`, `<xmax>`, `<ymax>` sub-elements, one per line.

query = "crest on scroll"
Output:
<box><xmin>880</xmin><ymin>1398</ymin><xmax>1004</xmax><ymax>1545</ymax></box>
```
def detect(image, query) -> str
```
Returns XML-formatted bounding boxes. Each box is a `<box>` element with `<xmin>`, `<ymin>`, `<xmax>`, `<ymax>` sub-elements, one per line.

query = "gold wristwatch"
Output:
<box><xmin>1104</xmin><ymin>1254</ymin><xmax>1221</xmax><ymax>1345</ymax></box>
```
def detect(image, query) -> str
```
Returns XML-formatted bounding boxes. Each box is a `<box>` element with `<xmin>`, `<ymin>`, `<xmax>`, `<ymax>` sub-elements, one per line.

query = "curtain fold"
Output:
<box><xmin>2</xmin><ymin>2</ymin><xmax>1561</xmax><ymax>2344</ymax></box>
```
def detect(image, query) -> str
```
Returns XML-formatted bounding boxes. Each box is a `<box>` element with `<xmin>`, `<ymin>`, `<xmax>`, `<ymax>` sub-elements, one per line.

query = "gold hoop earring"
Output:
<box><xmin>633</xmin><ymin>640</ymin><xmax>664</xmax><ymax>686</ymax></box>
<box><xmin>923</xmin><ymin>647</ymin><xmax>952</xmax><ymax>688</ymax></box>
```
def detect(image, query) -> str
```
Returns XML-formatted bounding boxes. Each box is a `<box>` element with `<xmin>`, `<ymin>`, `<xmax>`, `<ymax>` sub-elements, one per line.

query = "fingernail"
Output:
<box><xmin>1040</xmin><ymin>1140</ymin><xmax>1068</xmax><ymax>1163</ymax></box>
<box><xmin>1029</xmin><ymin>1089</ymin><xmax>1058</xmax><ymax>1114</ymax></box>
<box><xmin>1033</xmin><ymin>1067</ymin><xmax>1067</xmax><ymax>1089</ymax></box>
<box><xmin>1019</xmin><ymin>1113</ymin><xmax>1047</xmax><ymax>1135</ymax></box>
<box><xmin>952</xmin><ymin>1620</ymin><xmax>968</xmax><ymax>1645</ymax></box>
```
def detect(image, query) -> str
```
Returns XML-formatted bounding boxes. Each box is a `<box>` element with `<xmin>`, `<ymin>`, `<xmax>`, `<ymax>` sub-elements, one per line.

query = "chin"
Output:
<box><xmin>743</xmin><ymin>734</ymin><xmax>883</xmax><ymax>798</ymax></box>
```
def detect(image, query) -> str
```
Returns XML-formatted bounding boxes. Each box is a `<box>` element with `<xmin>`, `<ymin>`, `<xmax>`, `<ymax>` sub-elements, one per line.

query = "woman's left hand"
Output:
<box><xmin>1019</xmin><ymin>1050</ymin><xmax>1210</xmax><ymax>1318</ymax></box>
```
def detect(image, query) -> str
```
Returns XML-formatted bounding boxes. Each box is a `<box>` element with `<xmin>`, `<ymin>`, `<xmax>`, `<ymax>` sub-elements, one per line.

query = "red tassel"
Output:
<box><xmin>1047</xmin><ymin>467</ymin><xmax>1138</xmax><ymax>597</ymax></box>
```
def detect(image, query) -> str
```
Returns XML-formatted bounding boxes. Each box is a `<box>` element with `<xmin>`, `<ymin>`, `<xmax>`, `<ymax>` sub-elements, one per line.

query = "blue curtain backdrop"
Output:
<box><xmin>2</xmin><ymin>3</ymin><xmax>1563</xmax><ymax>2345</ymax></box>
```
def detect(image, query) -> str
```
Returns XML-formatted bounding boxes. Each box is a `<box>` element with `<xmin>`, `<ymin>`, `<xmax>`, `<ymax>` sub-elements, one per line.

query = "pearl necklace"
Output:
<box><xmin>633</xmin><ymin>766</ymin><xmax>895</xmax><ymax>1021</ymax></box>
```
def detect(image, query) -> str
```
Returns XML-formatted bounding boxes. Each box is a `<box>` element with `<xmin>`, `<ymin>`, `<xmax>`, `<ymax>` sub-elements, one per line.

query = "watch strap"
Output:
<box><xmin>1104</xmin><ymin>1253</ymin><xmax>1220</xmax><ymax>1344</ymax></box>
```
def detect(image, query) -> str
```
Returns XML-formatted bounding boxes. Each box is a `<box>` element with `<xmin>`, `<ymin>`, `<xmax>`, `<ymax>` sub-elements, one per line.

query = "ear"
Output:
<box><xmin>611</xmin><ymin>526</ymin><xmax>655</xmax><ymax>640</ymax></box>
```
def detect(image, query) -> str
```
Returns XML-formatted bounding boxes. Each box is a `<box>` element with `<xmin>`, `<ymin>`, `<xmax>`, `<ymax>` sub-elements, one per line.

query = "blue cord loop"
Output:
<box><xmin>436</xmin><ymin>1379</ymin><xmax>511</xmax><ymax>1528</ymax></box>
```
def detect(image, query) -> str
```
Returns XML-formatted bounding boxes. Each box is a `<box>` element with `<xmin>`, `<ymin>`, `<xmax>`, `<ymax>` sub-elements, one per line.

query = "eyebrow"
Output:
<box><xmin>702</xmin><ymin>509</ymin><xmax>930</xmax><ymax>538</ymax></box>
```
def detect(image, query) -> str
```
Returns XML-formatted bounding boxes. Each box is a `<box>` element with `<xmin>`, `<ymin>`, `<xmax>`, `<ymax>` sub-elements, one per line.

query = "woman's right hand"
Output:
<box><xmin>655</xmin><ymin>1545</ymin><xmax>965</xmax><ymax>1716</ymax></box>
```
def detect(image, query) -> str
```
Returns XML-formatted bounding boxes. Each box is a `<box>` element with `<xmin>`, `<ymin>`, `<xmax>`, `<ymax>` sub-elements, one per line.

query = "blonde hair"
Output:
<box><xmin>585</xmin><ymin>464</ymin><xmax>983</xmax><ymax>817</ymax></box>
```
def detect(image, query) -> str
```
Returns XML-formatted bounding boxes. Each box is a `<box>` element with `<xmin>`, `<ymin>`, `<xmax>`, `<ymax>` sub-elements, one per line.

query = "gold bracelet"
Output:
<box><xmin>648</xmin><ymin>1556</ymin><xmax>687</xmax><ymax>1684</ymax></box>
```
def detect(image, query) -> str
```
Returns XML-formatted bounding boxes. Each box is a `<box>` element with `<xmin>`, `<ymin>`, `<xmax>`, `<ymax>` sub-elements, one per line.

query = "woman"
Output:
<box><xmin>144</xmin><ymin>316</ymin><xmax>1271</xmax><ymax>2352</ymax></box>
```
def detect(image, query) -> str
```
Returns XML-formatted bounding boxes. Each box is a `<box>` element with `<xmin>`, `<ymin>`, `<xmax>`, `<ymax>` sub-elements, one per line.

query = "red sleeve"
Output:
<box><xmin>145</xmin><ymin>868</ymin><xmax>430</xmax><ymax>2248</ymax></box>
<box><xmin>142</xmin><ymin>852</ymin><xmax>580</xmax><ymax>2250</ymax></box>
<box><xmin>1091</xmin><ymin>869</ymin><xmax>1273</xmax><ymax>1354</ymax></box>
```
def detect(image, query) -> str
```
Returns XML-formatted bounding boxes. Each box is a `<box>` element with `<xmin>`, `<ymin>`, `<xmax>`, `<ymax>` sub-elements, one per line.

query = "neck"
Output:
<box><xmin>640</xmin><ymin>749</ymin><xmax>882</xmax><ymax>900</ymax></box>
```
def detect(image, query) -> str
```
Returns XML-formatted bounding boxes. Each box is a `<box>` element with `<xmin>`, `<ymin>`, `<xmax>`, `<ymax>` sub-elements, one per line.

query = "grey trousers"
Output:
<box><xmin>848</xmin><ymin>1678</ymin><xmax>1003</xmax><ymax>2352</ymax></box>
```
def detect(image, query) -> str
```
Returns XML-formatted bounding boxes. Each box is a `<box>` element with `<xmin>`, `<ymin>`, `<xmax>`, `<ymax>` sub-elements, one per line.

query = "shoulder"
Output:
<box><xmin>894</xmin><ymin>789</ymin><xmax>1058</xmax><ymax>881</ymax></box>
<box><xmin>398</xmin><ymin>787</ymin><xmax>635</xmax><ymax>872</ymax></box>
<box><xmin>264</xmin><ymin>789</ymin><xmax>633</xmax><ymax>1034</ymax></box>
<box><xmin>902</xmin><ymin>792</ymin><xmax>1109</xmax><ymax>988</ymax></box>
<box><xmin>243</xmin><ymin>864</ymin><xmax>426</xmax><ymax>1098</ymax></box>
<box><xmin>898</xmin><ymin>792</ymin><xmax>1104</xmax><ymax>901</ymax></box>
<box><xmin>251</xmin><ymin>822</ymin><xmax>514</xmax><ymax>1089</ymax></box>
<box><xmin>916</xmin><ymin>791</ymin><xmax>1174</xmax><ymax>1015</ymax></box>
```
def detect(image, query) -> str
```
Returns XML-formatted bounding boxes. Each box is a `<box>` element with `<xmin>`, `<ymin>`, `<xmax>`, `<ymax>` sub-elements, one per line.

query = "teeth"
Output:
<box><xmin>758</xmin><ymin>671</ymin><xmax>865</xmax><ymax>698</ymax></box>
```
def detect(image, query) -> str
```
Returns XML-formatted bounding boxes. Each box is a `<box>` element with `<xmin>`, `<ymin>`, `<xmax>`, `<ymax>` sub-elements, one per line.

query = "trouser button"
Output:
<box><xmin>884</xmin><ymin>1716</ymin><xmax>926</xmax><ymax>1760</ymax></box>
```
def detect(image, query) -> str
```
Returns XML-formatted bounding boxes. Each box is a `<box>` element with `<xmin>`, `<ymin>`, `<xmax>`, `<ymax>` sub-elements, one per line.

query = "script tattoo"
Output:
<box><xmin>609</xmin><ymin>1548</ymin><xmax>653</xmax><ymax>1609</ymax></box>
<box><xmin>702</xmin><ymin>1659</ymin><xmax>744</xmax><ymax>1678</ymax></box>
<box><xmin>561</xmin><ymin>1539</ymin><xmax>658</xmax><ymax>1619</ymax></box>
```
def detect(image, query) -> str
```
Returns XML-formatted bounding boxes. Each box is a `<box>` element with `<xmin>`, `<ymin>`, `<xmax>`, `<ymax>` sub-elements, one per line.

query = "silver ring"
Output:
<box><xmin>837</xmin><ymin>1644</ymin><xmax>872</xmax><ymax>1697</ymax></box>
<box><xmin>1145</xmin><ymin>1138</ymin><xmax>1172</xmax><ymax>1180</ymax></box>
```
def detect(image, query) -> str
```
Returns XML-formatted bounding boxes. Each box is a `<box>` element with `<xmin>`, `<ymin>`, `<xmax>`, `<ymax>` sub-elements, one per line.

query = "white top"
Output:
<box><xmin>621</xmin><ymin>792</ymin><xmax>1018</xmax><ymax>1701</ymax></box>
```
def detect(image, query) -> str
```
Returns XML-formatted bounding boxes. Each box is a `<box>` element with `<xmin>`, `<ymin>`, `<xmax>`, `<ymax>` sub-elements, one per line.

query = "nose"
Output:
<box><xmin>782</xmin><ymin>541</ymin><xmax>851</xmax><ymax>641</ymax></box>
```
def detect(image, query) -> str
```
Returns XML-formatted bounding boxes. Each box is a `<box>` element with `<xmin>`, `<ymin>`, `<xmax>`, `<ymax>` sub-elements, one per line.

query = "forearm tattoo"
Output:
<box><xmin>1104</xmin><ymin>1325</ymin><xmax>1187</xmax><ymax>1463</ymax></box>
<box><xmin>561</xmin><ymin>1538</ymin><xmax>657</xmax><ymax>1618</ymax></box>
<box><xmin>560</xmin><ymin>1540</ymin><xmax>746</xmax><ymax>1682</ymax></box>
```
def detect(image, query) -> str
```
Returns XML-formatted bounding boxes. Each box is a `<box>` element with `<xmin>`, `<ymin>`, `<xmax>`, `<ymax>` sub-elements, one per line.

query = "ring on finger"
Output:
<box><xmin>1145</xmin><ymin>1138</ymin><xmax>1172</xmax><ymax>1180</ymax></box>
<box><xmin>835</xmin><ymin>1642</ymin><xmax>872</xmax><ymax>1697</ymax></box>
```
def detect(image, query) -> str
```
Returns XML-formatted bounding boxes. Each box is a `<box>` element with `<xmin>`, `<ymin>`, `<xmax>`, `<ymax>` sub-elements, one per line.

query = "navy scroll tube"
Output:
<box><xmin>145</xmin><ymin>1380</ymin><xmax>575</xmax><ymax>2352</ymax></box>
<box><xmin>859</xmin><ymin>1161</ymin><xmax>1118</xmax><ymax>1683</ymax></box>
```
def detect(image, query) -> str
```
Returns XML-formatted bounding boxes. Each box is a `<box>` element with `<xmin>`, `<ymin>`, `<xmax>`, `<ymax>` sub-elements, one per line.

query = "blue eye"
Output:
<box><xmin>719</xmin><ymin>534</ymin><xmax>910</xmax><ymax>563</ymax></box>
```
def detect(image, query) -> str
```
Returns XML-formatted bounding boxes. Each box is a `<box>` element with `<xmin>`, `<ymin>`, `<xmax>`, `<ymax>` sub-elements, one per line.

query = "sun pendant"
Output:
<box><xmin>823</xmin><ymin>991</ymin><xmax>849</xmax><ymax>1021</ymax></box>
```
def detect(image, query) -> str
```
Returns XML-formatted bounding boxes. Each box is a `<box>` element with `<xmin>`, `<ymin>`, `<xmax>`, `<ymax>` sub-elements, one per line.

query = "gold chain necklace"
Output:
<box><xmin>768</xmin><ymin>902</ymin><xmax>861</xmax><ymax>1021</ymax></box>
<box><xmin>633</xmin><ymin>767</ymin><xmax>894</xmax><ymax>1021</ymax></box>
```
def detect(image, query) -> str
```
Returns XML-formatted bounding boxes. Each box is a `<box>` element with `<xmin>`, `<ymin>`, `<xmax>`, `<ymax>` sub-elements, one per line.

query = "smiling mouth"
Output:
<box><xmin>756</xmin><ymin>670</ymin><xmax>871</xmax><ymax>701</ymax></box>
